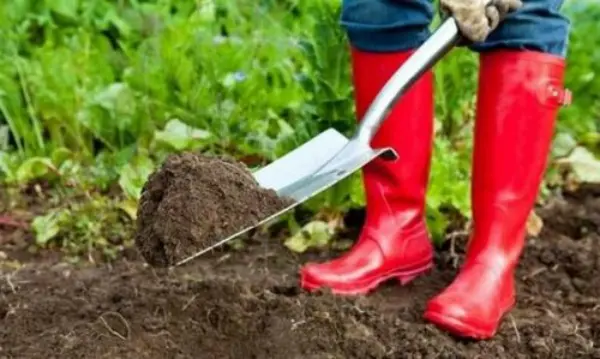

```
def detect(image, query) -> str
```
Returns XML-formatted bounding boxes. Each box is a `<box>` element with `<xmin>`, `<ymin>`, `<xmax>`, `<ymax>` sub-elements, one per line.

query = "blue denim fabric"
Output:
<box><xmin>341</xmin><ymin>0</ymin><xmax>570</xmax><ymax>57</ymax></box>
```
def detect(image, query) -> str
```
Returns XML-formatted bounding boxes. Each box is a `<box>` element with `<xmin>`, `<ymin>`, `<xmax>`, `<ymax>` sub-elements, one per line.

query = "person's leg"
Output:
<box><xmin>424</xmin><ymin>0</ymin><xmax>571</xmax><ymax>339</ymax></box>
<box><xmin>299</xmin><ymin>0</ymin><xmax>436</xmax><ymax>294</ymax></box>
<box><xmin>471</xmin><ymin>0</ymin><xmax>569</xmax><ymax>57</ymax></box>
<box><xmin>341</xmin><ymin>0</ymin><xmax>434</xmax><ymax>53</ymax></box>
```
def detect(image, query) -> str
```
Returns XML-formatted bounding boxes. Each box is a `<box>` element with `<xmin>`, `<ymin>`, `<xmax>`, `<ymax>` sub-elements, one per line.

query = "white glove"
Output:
<box><xmin>440</xmin><ymin>0</ymin><xmax>523</xmax><ymax>42</ymax></box>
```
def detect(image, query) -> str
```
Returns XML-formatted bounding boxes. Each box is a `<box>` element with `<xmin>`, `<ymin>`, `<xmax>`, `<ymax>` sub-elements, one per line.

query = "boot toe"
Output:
<box><xmin>299</xmin><ymin>261</ymin><xmax>383</xmax><ymax>295</ymax></box>
<box><xmin>425</xmin><ymin>296</ymin><xmax>469</xmax><ymax>320</ymax></box>
<box><xmin>299</xmin><ymin>262</ymin><xmax>342</xmax><ymax>290</ymax></box>
<box><xmin>424</xmin><ymin>294</ymin><xmax>496</xmax><ymax>339</ymax></box>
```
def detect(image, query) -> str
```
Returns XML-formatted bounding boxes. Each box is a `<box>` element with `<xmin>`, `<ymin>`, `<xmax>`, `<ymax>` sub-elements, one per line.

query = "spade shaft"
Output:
<box><xmin>354</xmin><ymin>18</ymin><xmax>460</xmax><ymax>145</ymax></box>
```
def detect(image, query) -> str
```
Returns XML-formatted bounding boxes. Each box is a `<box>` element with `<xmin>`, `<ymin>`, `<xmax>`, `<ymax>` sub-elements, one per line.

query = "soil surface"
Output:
<box><xmin>1</xmin><ymin>185</ymin><xmax>599</xmax><ymax>358</ymax></box>
<box><xmin>135</xmin><ymin>152</ymin><xmax>294</xmax><ymax>267</ymax></box>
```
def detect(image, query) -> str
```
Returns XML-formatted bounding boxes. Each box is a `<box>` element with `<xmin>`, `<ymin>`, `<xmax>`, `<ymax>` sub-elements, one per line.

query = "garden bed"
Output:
<box><xmin>1</xmin><ymin>185</ymin><xmax>599</xmax><ymax>358</ymax></box>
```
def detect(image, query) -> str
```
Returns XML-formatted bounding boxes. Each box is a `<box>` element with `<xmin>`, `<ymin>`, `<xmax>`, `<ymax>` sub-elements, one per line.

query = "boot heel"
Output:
<box><xmin>395</xmin><ymin>262</ymin><xmax>433</xmax><ymax>285</ymax></box>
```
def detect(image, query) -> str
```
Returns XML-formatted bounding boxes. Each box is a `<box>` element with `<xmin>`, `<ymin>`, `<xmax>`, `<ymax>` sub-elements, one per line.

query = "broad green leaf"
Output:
<box><xmin>117</xmin><ymin>198</ymin><xmax>139</xmax><ymax>220</ymax></box>
<box><xmin>197</xmin><ymin>0</ymin><xmax>216</xmax><ymax>22</ymax></box>
<box><xmin>284</xmin><ymin>220</ymin><xmax>334</xmax><ymax>253</ymax></box>
<box><xmin>426</xmin><ymin>206</ymin><xmax>450</xmax><ymax>245</ymax></box>
<box><xmin>105</xmin><ymin>11</ymin><xmax>132</xmax><ymax>39</ymax></box>
<box><xmin>154</xmin><ymin>119</ymin><xmax>211</xmax><ymax>151</ymax></box>
<box><xmin>580</xmin><ymin>132</ymin><xmax>600</xmax><ymax>156</ymax></box>
<box><xmin>0</xmin><ymin>151</ymin><xmax>17</xmax><ymax>181</ymax></box>
<box><xmin>15</xmin><ymin>157</ymin><xmax>56</xmax><ymax>183</ymax></box>
<box><xmin>51</xmin><ymin>147</ymin><xmax>73</xmax><ymax>167</ymax></box>
<box><xmin>581</xmin><ymin>132</ymin><xmax>600</xmax><ymax>146</ymax></box>
<box><xmin>48</xmin><ymin>0</ymin><xmax>78</xmax><ymax>22</ymax></box>
<box><xmin>552</xmin><ymin>132</ymin><xmax>578</xmax><ymax>158</ymax></box>
<box><xmin>118</xmin><ymin>156</ymin><xmax>156</xmax><ymax>200</ymax></box>
<box><xmin>556</xmin><ymin>146</ymin><xmax>600</xmax><ymax>183</ymax></box>
<box><xmin>32</xmin><ymin>210</ymin><xmax>68</xmax><ymax>246</ymax></box>
<box><xmin>348</xmin><ymin>173</ymin><xmax>365</xmax><ymax>207</ymax></box>
<box><xmin>0</xmin><ymin>125</ymin><xmax>9</xmax><ymax>151</ymax></box>
<box><xmin>276</xmin><ymin>119</ymin><xmax>295</xmax><ymax>139</ymax></box>
<box><xmin>92</xmin><ymin>83</ymin><xmax>132</xmax><ymax>112</ymax></box>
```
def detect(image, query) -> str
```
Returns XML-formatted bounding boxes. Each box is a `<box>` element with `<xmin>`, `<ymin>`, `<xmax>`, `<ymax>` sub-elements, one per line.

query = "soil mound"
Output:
<box><xmin>134</xmin><ymin>152</ymin><xmax>293</xmax><ymax>267</ymax></box>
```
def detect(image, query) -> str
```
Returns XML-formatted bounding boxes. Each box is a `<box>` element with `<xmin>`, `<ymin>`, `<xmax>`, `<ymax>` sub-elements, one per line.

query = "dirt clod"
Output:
<box><xmin>134</xmin><ymin>152</ymin><xmax>293</xmax><ymax>267</ymax></box>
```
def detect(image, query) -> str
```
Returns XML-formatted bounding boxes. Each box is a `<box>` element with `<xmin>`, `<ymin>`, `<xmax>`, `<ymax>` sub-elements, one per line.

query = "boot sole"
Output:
<box><xmin>423</xmin><ymin>311</ymin><xmax>496</xmax><ymax>340</ymax></box>
<box><xmin>300</xmin><ymin>260</ymin><xmax>433</xmax><ymax>296</ymax></box>
<box><xmin>423</xmin><ymin>298</ymin><xmax>516</xmax><ymax>340</ymax></box>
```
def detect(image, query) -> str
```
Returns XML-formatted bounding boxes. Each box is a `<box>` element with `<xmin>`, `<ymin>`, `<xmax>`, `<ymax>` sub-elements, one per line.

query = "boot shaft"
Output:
<box><xmin>350</xmin><ymin>47</ymin><xmax>434</xmax><ymax>228</ymax></box>
<box><xmin>469</xmin><ymin>50</ymin><xmax>569</xmax><ymax>263</ymax></box>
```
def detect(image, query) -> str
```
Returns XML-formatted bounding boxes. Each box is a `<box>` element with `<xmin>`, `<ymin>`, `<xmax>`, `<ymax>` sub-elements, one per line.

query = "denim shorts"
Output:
<box><xmin>341</xmin><ymin>0</ymin><xmax>570</xmax><ymax>57</ymax></box>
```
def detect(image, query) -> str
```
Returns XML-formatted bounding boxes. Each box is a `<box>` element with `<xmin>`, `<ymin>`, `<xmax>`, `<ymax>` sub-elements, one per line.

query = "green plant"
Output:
<box><xmin>0</xmin><ymin>0</ymin><xmax>597</xmax><ymax>257</ymax></box>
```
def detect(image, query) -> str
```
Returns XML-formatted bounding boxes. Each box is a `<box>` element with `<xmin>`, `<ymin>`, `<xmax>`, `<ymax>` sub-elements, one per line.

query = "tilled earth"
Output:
<box><xmin>0</xmin><ymin>185</ymin><xmax>599</xmax><ymax>358</ymax></box>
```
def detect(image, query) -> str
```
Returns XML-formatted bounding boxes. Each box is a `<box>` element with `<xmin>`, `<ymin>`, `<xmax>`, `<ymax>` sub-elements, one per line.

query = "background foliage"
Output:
<box><xmin>0</xmin><ymin>0</ymin><xmax>598</xmax><ymax>258</ymax></box>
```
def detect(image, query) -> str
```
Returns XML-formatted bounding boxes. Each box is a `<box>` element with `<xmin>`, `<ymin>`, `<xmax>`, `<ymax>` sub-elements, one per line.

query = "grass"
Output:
<box><xmin>0</xmin><ymin>0</ymin><xmax>598</xmax><ymax>259</ymax></box>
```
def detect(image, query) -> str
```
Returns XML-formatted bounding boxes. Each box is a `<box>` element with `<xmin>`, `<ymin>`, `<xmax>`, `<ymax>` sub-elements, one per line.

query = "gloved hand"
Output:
<box><xmin>440</xmin><ymin>0</ymin><xmax>523</xmax><ymax>43</ymax></box>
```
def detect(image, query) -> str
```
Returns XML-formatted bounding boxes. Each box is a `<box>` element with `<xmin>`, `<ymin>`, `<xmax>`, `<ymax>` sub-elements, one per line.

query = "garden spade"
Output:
<box><xmin>175</xmin><ymin>18</ymin><xmax>461</xmax><ymax>267</ymax></box>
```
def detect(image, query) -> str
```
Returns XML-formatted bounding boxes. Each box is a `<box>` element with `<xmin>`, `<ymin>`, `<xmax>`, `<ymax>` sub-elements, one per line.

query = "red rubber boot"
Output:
<box><xmin>424</xmin><ymin>50</ymin><xmax>571</xmax><ymax>339</ymax></box>
<box><xmin>299</xmin><ymin>47</ymin><xmax>435</xmax><ymax>295</ymax></box>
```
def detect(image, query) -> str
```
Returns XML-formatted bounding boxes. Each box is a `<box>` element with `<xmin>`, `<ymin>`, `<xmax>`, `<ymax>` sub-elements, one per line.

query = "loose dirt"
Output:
<box><xmin>134</xmin><ymin>152</ymin><xmax>294</xmax><ymax>267</ymax></box>
<box><xmin>1</xmin><ymin>185</ymin><xmax>599</xmax><ymax>358</ymax></box>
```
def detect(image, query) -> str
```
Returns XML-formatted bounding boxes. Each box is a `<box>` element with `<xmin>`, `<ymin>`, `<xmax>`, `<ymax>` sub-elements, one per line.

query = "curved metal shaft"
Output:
<box><xmin>354</xmin><ymin>18</ymin><xmax>461</xmax><ymax>144</ymax></box>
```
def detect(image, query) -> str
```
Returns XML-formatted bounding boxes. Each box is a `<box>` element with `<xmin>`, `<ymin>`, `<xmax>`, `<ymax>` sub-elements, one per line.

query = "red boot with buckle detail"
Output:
<box><xmin>424</xmin><ymin>50</ymin><xmax>570</xmax><ymax>339</ymax></box>
<box><xmin>299</xmin><ymin>47</ymin><xmax>435</xmax><ymax>295</ymax></box>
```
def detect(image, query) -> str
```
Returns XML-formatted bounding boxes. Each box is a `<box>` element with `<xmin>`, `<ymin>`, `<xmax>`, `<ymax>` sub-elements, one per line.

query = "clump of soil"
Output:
<box><xmin>134</xmin><ymin>152</ymin><xmax>294</xmax><ymax>267</ymax></box>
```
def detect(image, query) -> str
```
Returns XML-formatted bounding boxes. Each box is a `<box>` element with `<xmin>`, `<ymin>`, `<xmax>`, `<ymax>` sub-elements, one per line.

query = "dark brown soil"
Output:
<box><xmin>1</xmin><ymin>185</ymin><xmax>599</xmax><ymax>358</ymax></box>
<box><xmin>134</xmin><ymin>152</ymin><xmax>294</xmax><ymax>267</ymax></box>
